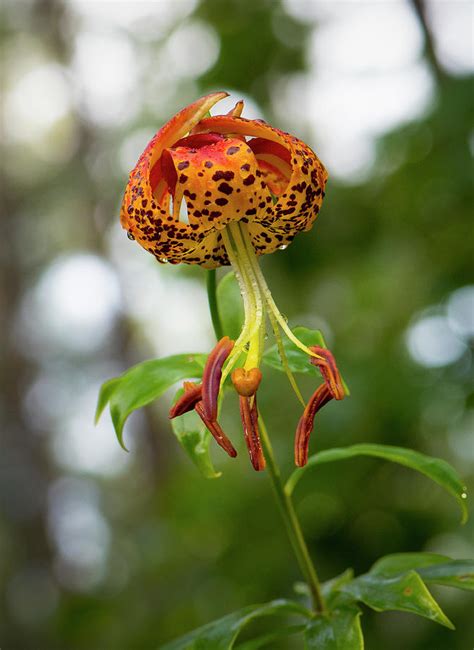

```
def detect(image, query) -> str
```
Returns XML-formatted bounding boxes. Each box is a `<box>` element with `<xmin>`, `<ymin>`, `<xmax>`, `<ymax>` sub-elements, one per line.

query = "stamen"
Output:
<box><xmin>169</xmin><ymin>382</ymin><xmax>202</xmax><ymax>418</ymax></box>
<box><xmin>202</xmin><ymin>336</ymin><xmax>234</xmax><ymax>421</ymax></box>
<box><xmin>309</xmin><ymin>346</ymin><xmax>345</xmax><ymax>400</ymax></box>
<box><xmin>239</xmin><ymin>395</ymin><xmax>266</xmax><ymax>471</ymax></box>
<box><xmin>238</xmin><ymin>222</ymin><xmax>325</xmax><ymax>363</ymax></box>
<box><xmin>231</xmin><ymin>367</ymin><xmax>262</xmax><ymax>397</ymax></box>
<box><xmin>294</xmin><ymin>384</ymin><xmax>332</xmax><ymax>467</ymax></box>
<box><xmin>194</xmin><ymin>401</ymin><xmax>237</xmax><ymax>458</ymax></box>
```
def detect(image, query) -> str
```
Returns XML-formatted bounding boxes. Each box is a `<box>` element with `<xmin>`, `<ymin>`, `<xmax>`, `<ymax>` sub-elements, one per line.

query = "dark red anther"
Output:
<box><xmin>169</xmin><ymin>382</ymin><xmax>202</xmax><ymax>419</ymax></box>
<box><xmin>194</xmin><ymin>401</ymin><xmax>237</xmax><ymax>458</ymax></box>
<box><xmin>309</xmin><ymin>346</ymin><xmax>345</xmax><ymax>401</ymax></box>
<box><xmin>202</xmin><ymin>336</ymin><xmax>234</xmax><ymax>421</ymax></box>
<box><xmin>294</xmin><ymin>384</ymin><xmax>332</xmax><ymax>468</ymax></box>
<box><xmin>239</xmin><ymin>395</ymin><xmax>266</xmax><ymax>471</ymax></box>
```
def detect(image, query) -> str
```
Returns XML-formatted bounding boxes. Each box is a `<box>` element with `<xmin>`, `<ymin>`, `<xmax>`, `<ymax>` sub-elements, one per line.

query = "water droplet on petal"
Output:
<box><xmin>127</xmin><ymin>231</ymin><xmax>135</xmax><ymax>240</ymax></box>
<box><xmin>159</xmin><ymin>257</ymin><xmax>168</xmax><ymax>264</ymax></box>
<box><xmin>461</xmin><ymin>492</ymin><xmax>468</xmax><ymax>499</ymax></box>
<box><xmin>279</xmin><ymin>244</ymin><xmax>288</xmax><ymax>250</ymax></box>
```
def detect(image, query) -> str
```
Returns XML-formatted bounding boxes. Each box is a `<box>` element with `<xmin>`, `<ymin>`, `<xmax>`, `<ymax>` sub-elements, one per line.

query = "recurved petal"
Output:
<box><xmin>194</xmin><ymin>116</ymin><xmax>328</xmax><ymax>256</ymax></box>
<box><xmin>164</xmin><ymin>136</ymin><xmax>272</xmax><ymax>237</ymax></box>
<box><xmin>120</xmin><ymin>92</ymin><xmax>228</xmax><ymax>264</ymax></box>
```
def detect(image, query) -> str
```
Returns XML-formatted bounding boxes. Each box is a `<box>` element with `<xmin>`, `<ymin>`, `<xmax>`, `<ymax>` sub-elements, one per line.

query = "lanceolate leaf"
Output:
<box><xmin>304</xmin><ymin>606</ymin><xmax>364</xmax><ymax>649</ymax></box>
<box><xmin>263</xmin><ymin>326</ymin><xmax>326</xmax><ymax>375</ymax></box>
<box><xmin>285</xmin><ymin>443</ymin><xmax>468</xmax><ymax>523</ymax></box>
<box><xmin>160</xmin><ymin>599</ymin><xmax>311</xmax><ymax>650</ymax></box>
<box><xmin>234</xmin><ymin>625</ymin><xmax>305</xmax><ymax>649</ymax></box>
<box><xmin>217</xmin><ymin>271</ymin><xmax>244</xmax><ymax>340</ymax></box>
<box><xmin>95</xmin><ymin>354</ymin><xmax>207</xmax><ymax>450</ymax></box>
<box><xmin>417</xmin><ymin>560</ymin><xmax>474</xmax><ymax>591</ymax></box>
<box><xmin>371</xmin><ymin>553</ymin><xmax>474</xmax><ymax>591</ymax></box>
<box><xmin>340</xmin><ymin>572</ymin><xmax>454</xmax><ymax>629</ymax></box>
<box><xmin>370</xmin><ymin>553</ymin><xmax>449</xmax><ymax>577</ymax></box>
<box><xmin>171</xmin><ymin>395</ymin><xmax>221</xmax><ymax>479</ymax></box>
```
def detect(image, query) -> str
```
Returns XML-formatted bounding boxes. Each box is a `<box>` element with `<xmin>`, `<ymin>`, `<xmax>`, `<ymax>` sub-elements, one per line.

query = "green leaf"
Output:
<box><xmin>340</xmin><ymin>571</ymin><xmax>454</xmax><ymax>629</ymax></box>
<box><xmin>234</xmin><ymin>625</ymin><xmax>304</xmax><ymax>650</ymax></box>
<box><xmin>95</xmin><ymin>376</ymin><xmax>121</xmax><ymax>423</ymax></box>
<box><xmin>217</xmin><ymin>272</ymin><xmax>244</xmax><ymax>340</ymax></box>
<box><xmin>171</xmin><ymin>393</ymin><xmax>221</xmax><ymax>479</ymax></box>
<box><xmin>304</xmin><ymin>606</ymin><xmax>364</xmax><ymax>649</ymax></box>
<box><xmin>95</xmin><ymin>354</ymin><xmax>207</xmax><ymax>450</ymax></box>
<box><xmin>418</xmin><ymin>560</ymin><xmax>474</xmax><ymax>591</ymax></box>
<box><xmin>322</xmin><ymin>569</ymin><xmax>355</xmax><ymax>607</ymax></box>
<box><xmin>296</xmin><ymin>571</ymin><xmax>356</xmax><ymax>610</ymax></box>
<box><xmin>263</xmin><ymin>326</ymin><xmax>326</xmax><ymax>375</ymax></box>
<box><xmin>371</xmin><ymin>553</ymin><xmax>474</xmax><ymax>591</ymax></box>
<box><xmin>285</xmin><ymin>443</ymin><xmax>468</xmax><ymax>523</ymax></box>
<box><xmin>370</xmin><ymin>553</ymin><xmax>450</xmax><ymax>577</ymax></box>
<box><xmin>160</xmin><ymin>599</ymin><xmax>310</xmax><ymax>650</ymax></box>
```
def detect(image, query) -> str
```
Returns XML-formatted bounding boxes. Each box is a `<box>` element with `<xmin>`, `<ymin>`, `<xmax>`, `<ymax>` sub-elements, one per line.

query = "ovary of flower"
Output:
<box><xmin>122</xmin><ymin>93</ymin><xmax>345</xmax><ymax>470</ymax></box>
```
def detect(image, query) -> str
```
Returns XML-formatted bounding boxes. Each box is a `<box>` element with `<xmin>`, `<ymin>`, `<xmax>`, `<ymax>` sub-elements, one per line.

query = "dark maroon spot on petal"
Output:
<box><xmin>218</xmin><ymin>182</ymin><xmax>233</xmax><ymax>195</ymax></box>
<box><xmin>240</xmin><ymin>163</ymin><xmax>250</xmax><ymax>172</ymax></box>
<box><xmin>226</xmin><ymin>146</ymin><xmax>240</xmax><ymax>155</ymax></box>
<box><xmin>177</xmin><ymin>161</ymin><xmax>190</xmax><ymax>170</ymax></box>
<box><xmin>212</xmin><ymin>170</ymin><xmax>235</xmax><ymax>182</ymax></box>
<box><xmin>204</xmin><ymin>161</ymin><xmax>213</xmax><ymax>168</ymax></box>
<box><xmin>179</xmin><ymin>173</ymin><xmax>188</xmax><ymax>183</ymax></box>
<box><xmin>215</xmin><ymin>197</ymin><xmax>228</xmax><ymax>206</ymax></box>
<box><xmin>243</xmin><ymin>174</ymin><xmax>256</xmax><ymax>186</ymax></box>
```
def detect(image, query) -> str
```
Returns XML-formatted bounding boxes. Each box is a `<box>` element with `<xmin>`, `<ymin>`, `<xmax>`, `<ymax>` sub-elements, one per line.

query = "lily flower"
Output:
<box><xmin>121</xmin><ymin>92</ymin><xmax>345</xmax><ymax>470</ymax></box>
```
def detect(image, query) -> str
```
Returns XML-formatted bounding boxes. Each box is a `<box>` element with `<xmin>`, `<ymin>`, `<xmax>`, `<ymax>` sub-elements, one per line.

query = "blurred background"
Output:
<box><xmin>1</xmin><ymin>0</ymin><xmax>473</xmax><ymax>648</ymax></box>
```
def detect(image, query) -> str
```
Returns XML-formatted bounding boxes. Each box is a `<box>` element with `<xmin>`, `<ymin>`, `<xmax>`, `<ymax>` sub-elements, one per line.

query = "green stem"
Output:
<box><xmin>206</xmin><ymin>269</ymin><xmax>224</xmax><ymax>340</ymax></box>
<box><xmin>258</xmin><ymin>416</ymin><xmax>326</xmax><ymax>614</ymax></box>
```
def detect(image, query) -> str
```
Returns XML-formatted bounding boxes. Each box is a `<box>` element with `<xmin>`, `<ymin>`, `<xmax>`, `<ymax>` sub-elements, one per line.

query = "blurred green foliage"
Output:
<box><xmin>0</xmin><ymin>0</ymin><xmax>472</xmax><ymax>649</ymax></box>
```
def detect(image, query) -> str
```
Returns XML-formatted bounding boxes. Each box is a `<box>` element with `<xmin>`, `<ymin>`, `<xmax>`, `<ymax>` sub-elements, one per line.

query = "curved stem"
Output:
<box><xmin>258</xmin><ymin>415</ymin><xmax>326</xmax><ymax>614</ymax></box>
<box><xmin>206</xmin><ymin>269</ymin><xmax>224</xmax><ymax>341</ymax></box>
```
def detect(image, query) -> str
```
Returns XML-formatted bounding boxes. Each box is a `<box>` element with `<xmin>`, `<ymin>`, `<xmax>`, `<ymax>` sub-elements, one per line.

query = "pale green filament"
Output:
<box><xmin>228</xmin><ymin>222</ymin><xmax>264</xmax><ymax>370</ymax></box>
<box><xmin>267</xmin><ymin>307</ymin><xmax>305</xmax><ymax>407</ymax></box>
<box><xmin>239</xmin><ymin>224</ymin><xmax>324</xmax><ymax>363</ymax></box>
<box><xmin>220</xmin><ymin>220</ymin><xmax>323</xmax><ymax>398</ymax></box>
<box><xmin>220</xmin><ymin>226</ymin><xmax>265</xmax><ymax>385</ymax></box>
<box><xmin>220</xmin><ymin>229</ymin><xmax>254</xmax><ymax>382</ymax></box>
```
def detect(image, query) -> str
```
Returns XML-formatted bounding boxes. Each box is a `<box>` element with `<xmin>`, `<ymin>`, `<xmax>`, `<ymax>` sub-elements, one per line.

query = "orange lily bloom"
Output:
<box><xmin>122</xmin><ymin>93</ymin><xmax>345</xmax><ymax>470</ymax></box>
<box><xmin>121</xmin><ymin>92</ymin><xmax>327</xmax><ymax>268</ymax></box>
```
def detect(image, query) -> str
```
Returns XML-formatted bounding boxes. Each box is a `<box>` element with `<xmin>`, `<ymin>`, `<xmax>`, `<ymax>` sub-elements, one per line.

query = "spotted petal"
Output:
<box><xmin>120</xmin><ymin>92</ymin><xmax>229</xmax><ymax>266</ymax></box>
<box><xmin>195</xmin><ymin>115</ymin><xmax>328</xmax><ymax>257</ymax></box>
